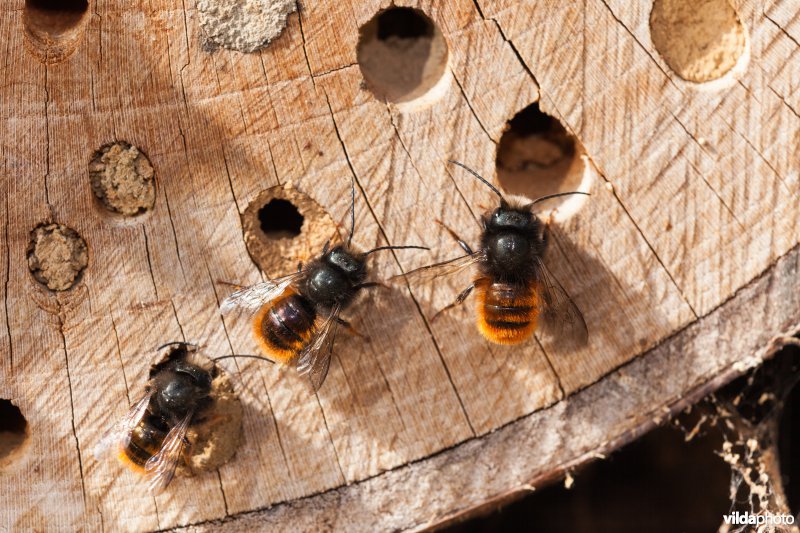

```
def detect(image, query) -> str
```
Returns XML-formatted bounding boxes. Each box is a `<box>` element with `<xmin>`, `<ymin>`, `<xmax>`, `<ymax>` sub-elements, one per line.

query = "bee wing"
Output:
<box><xmin>296</xmin><ymin>305</ymin><xmax>341</xmax><ymax>392</ymax></box>
<box><xmin>143</xmin><ymin>411</ymin><xmax>193</xmax><ymax>493</ymax></box>
<box><xmin>390</xmin><ymin>251</ymin><xmax>486</xmax><ymax>286</ymax></box>
<box><xmin>220</xmin><ymin>272</ymin><xmax>304</xmax><ymax>315</ymax></box>
<box><xmin>535</xmin><ymin>259</ymin><xmax>588</xmax><ymax>347</ymax></box>
<box><xmin>93</xmin><ymin>389</ymin><xmax>154</xmax><ymax>461</ymax></box>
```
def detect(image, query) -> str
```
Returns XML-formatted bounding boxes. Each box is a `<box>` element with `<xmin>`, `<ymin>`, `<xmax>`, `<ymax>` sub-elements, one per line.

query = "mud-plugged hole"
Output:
<box><xmin>650</xmin><ymin>0</ymin><xmax>748</xmax><ymax>84</ymax></box>
<box><xmin>89</xmin><ymin>142</ymin><xmax>156</xmax><ymax>217</ymax></box>
<box><xmin>23</xmin><ymin>0</ymin><xmax>90</xmax><ymax>64</ymax></box>
<box><xmin>259</xmin><ymin>198</ymin><xmax>304</xmax><ymax>239</ymax></box>
<box><xmin>356</xmin><ymin>7</ymin><xmax>449</xmax><ymax>107</ymax></box>
<box><xmin>242</xmin><ymin>184</ymin><xmax>337</xmax><ymax>277</ymax></box>
<box><xmin>496</xmin><ymin>102</ymin><xmax>590</xmax><ymax>217</ymax></box>
<box><xmin>27</xmin><ymin>223</ymin><xmax>88</xmax><ymax>291</ymax></box>
<box><xmin>0</xmin><ymin>399</ymin><xmax>29</xmax><ymax>468</ymax></box>
<box><xmin>198</xmin><ymin>0</ymin><xmax>296</xmax><ymax>52</ymax></box>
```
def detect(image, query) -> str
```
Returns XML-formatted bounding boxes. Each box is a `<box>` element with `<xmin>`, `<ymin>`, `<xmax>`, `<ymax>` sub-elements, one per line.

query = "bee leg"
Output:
<box><xmin>431</xmin><ymin>283</ymin><xmax>475</xmax><ymax>323</ymax></box>
<box><xmin>335</xmin><ymin>318</ymin><xmax>370</xmax><ymax>342</ymax></box>
<box><xmin>435</xmin><ymin>219</ymin><xmax>474</xmax><ymax>255</ymax></box>
<box><xmin>355</xmin><ymin>281</ymin><xmax>389</xmax><ymax>291</ymax></box>
<box><xmin>297</xmin><ymin>261</ymin><xmax>304</xmax><ymax>272</ymax></box>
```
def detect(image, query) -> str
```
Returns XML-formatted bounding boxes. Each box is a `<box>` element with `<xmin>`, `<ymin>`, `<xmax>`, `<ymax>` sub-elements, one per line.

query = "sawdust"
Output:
<box><xmin>26</xmin><ymin>223</ymin><xmax>88</xmax><ymax>291</ymax></box>
<box><xmin>357</xmin><ymin>7</ymin><xmax>448</xmax><ymax>104</ymax></box>
<box><xmin>89</xmin><ymin>142</ymin><xmax>155</xmax><ymax>216</ymax></box>
<box><xmin>650</xmin><ymin>0</ymin><xmax>747</xmax><ymax>83</ymax></box>
<box><xmin>198</xmin><ymin>0</ymin><xmax>297</xmax><ymax>53</ymax></box>
<box><xmin>242</xmin><ymin>183</ymin><xmax>337</xmax><ymax>279</ymax></box>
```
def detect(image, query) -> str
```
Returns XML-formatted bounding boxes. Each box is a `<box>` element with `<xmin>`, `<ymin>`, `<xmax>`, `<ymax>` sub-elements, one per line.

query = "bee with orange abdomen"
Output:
<box><xmin>221</xmin><ymin>180</ymin><xmax>428</xmax><ymax>390</ymax></box>
<box><xmin>394</xmin><ymin>160</ymin><xmax>589</xmax><ymax>346</ymax></box>
<box><xmin>95</xmin><ymin>342</ymin><xmax>218</xmax><ymax>492</ymax></box>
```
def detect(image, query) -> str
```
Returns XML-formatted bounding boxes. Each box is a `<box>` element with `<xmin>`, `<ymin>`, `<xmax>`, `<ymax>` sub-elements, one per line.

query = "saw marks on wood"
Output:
<box><xmin>1</xmin><ymin>0</ymin><xmax>799</xmax><ymax>530</ymax></box>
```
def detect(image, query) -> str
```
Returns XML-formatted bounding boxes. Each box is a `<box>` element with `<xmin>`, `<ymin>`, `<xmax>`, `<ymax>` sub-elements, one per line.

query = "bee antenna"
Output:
<box><xmin>364</xmin><ymin>245</ymin><xmax>429</xmax><ymax>256</ymax></box>
<box><xmin>156</xmin><ymin>341</ymin><xmax>198</xmax><ymax>352</ymax></box>
<box><xmin>213</xmin><ymin>354</ymin><xmax>276</xmax><ymax>364</ymax></box>
<box><xmin>347</xmin><ymin>178</ymin><xmax>356</xmax><ymax>247</ymax></box>
<box><xmin>448</xmin><ymin>160</ymin><xmax>505</xmax><ymax>201</ymax></box>
<box><xmin>526</xmin><ymin>191</ymin><xmax>591</xmax><ymax>208</ymax></box>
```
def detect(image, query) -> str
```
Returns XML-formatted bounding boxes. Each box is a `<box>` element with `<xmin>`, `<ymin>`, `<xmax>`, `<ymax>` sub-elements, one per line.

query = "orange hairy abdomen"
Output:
<box><xmin>475</xmin><ymin>277</ymin><xmax>539</xmax><ymax>345</ymax></box>
<box><xmin>252</xmin><ymin>289</ymin><xmax>316</xmax><ymax>364</ymax></box>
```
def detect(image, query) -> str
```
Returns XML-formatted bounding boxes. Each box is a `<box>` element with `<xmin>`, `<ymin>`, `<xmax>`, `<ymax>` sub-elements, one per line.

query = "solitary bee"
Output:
<box><xmin>95</xmin><ymin>342</ymin><xmax>220</xmax><ymax>492</ymax></box>
<box><xmin>221</xmin><ymin>181</ymin><xmax>427</xmax><ymax>390</ymax></box>
<box><xmin>394</xmin><ymin>160</ymin><xmax>589</xmax><ymax>346</ymax></box>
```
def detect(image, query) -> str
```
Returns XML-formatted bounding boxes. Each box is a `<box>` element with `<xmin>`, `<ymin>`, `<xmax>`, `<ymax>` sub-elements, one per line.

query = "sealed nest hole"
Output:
<box><xmin>89</xmin><ymin>142</ymin><xmax>156</xmax><ymax>217</ymax></box>
<box><xmin>27</xmin><ymin>222</ymin><xmax>88</xmax><ymax>291</ymax></box>
<box><xmin>150</xmin><ymin>344</ymin><xmax>244</xmax><ymax>475</ymax></box>
<box><xmin>241</xmin><ymin>184</ymin><xmax>337</xmax><ymax>278</ymax></box>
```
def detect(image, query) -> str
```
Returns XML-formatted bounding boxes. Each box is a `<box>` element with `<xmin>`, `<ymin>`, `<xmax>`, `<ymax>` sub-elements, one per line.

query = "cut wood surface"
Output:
<box><xmin>0</xmin><ymin>0</ymin><xmax>798</xmax><ymax>531</ymax></box>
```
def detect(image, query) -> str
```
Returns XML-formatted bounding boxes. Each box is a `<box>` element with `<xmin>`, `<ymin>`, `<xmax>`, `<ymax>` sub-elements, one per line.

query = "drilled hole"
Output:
<box><xmin>356</xmin><ymin>7</ymin><xmax>449</xmax><ymax>107</ymax></box>
<box><xmin>89</xmin><ymin>142</ymin><xmax>156</xmax><ymax>217</ymax></box>
<box><xmin>259</xmin><ymin>198</ymin><xmax>304</xmax><ymax>239</ymax></box>
<box><xmin>27</xmin><ymin>223</ymin><xmax>88</xmax><ymax>291</ymax></box>
<box><xmin>496</xmin><ymin>102</ymin><xmax>590</xmax><ymax>216</ymax></box>
<box><xmin>0</xmin><ymin>399</ymin><xmax>29</xmax><ymax>468</ymax></box>
<box><xmin>650</xmin><ymin>0</ymin><xmax>748</xmax><ymax>84</ymax></box>
<box><xmin>242</xmin><ymin>185</ymin><xmax>336</xmax><ymax>277</ymax></box>
<box><xmin>23</xmin><ymin>0</ymin><xmax>90</xmax><ymax>64</ymax></box>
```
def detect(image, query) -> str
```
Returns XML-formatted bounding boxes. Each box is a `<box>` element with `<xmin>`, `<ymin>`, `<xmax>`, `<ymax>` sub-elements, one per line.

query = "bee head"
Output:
<box><xmin>152</xmin><ymin>359</ymin><xmax>212</xmax><ymax>421</ymax></box>
<box><xmin>325</xmin><ymin>246</ymin><xmax>367</xmax><ymax>282</ymax></box>
<box><xmin>488</xmin><ymin>205</ymin><xmax>534</xmax><ymax>231</ymax></box>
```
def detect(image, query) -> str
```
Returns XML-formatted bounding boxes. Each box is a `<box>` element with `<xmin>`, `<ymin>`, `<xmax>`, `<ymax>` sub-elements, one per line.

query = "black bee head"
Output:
<box><xmin>488</xmin><ymin>206</ymin><xmax>533</xmax><ymax>230</ymax></box>
<box><xmin>325</xmin><ymin>246</ymin><xmax>366</xmax><ymax>280</ymax></box>
<box><xmin>153</xmin><ymin>360</ymin><xmax>212</xmax><ymax>421</ymax></box>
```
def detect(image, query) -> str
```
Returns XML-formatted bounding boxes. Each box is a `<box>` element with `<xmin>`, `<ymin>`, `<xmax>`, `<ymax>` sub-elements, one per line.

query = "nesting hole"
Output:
<box><xmin>356</xmin><ymin>7</ymin><xmax>449</xmax><ymax>107</ymax></box>
<box><xmin>242</xmin><ymin>185</ymin><xmax>337</xmax><ymax>277</ymax></box>
<box><xmin>0</xmin><ymin>399</ymin><xmax>29</xmax><ymax>468</ymax></box>
<box><xmin>650</xmin><ymin>0</ymin><xmax>748</xmax><ymax>84</ymax></box>
<box><xmin>258</xmin><ymin>198</ymin><xmax>304</xmax><ymax>239</ymax></box>
<box><xmin>496</xmin><ymin>102</ymin><xmax>589</xmax><ymax>216</ymax></box>
<box><xmin>23</xmin><ymin>0</ymin><xmax>90</xmax><ymax>64</ymax></box>
<box><xmin>89</xmin><ymin>142</ymin><xmax>156</xmax><ymax>218</ymax></box>
<box><xmin>27</xmin><ymin>223</ymin><xmax>88</xmax><ymax>291</ymax></box>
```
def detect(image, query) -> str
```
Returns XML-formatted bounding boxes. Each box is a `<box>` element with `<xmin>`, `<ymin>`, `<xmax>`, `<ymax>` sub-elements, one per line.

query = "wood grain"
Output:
<box><xmin>1</xmin><ymin>0</ymin><xmax>798</xmax><ymax>530</ymax></box>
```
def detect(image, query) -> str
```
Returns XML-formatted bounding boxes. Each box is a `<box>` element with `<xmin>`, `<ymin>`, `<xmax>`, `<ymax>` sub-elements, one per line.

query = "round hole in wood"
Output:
<box><xmin>241</xmin><ymin>184</ymin><xmax>337</xmax><ymax>277</ymax></box>
<box><xmin>27</xmin><ymin>222</ymin><xmax>89</xmax><ymax>291</ymax></box>
<box><xmin>89</xmin><ymin>142</ymin><xmax>156</xmax><ymax>218</ymax></box>
<box><xmin>259</xmin><ymin>198</ymin><xmax>303</xmax><ymax>239</ymax></box>
<box><xmin>650</xmin><ymin>0</ymin><xmax>748</xmax><ymax>84</ymax></box>
<box><xmin>23</xmin><ymin>0</ymin><xmax>90</xmax><ymax>64</ymax></box>
<box><xmin>356</xmin><ymin>7</ymin><xmax>449</xmax><ymax>108</ymax></box>
<box><xmin>496</xmin><ymin>102</ymin><xmax>590</xmax><ymax>218</ymax></box>
<box><xmin>0</xmin><ymin>399</ymin><xmax>29</xmax><ymax>468</ymax></box>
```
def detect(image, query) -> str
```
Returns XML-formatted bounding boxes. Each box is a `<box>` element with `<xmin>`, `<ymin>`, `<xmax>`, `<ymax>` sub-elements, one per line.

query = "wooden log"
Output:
<box><xmin>0</xmin><ymin>0</ymin><xmax>798</xmax><ymax>530</ymax></box>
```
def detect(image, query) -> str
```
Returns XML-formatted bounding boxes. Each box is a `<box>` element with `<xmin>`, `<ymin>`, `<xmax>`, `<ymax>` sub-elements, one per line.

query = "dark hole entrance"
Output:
<box><xmin>445</xmin><ymin>425</ymin><xmax>730</xmax><ymax>532</ymax></box>
<box><xmin>376</xmin><ymin>7</ymin><xmax>433</xmax><ymax>40</ymax></box>
<box><xmin>25</xmin><ymin>0</ymin><xmax>89</xmax><ymax>31</ymax></box>
<box><xmin>356</xmin><ymin>6</ymin><xmax>448</xmax><ymax>105</ymax></box>
<box><xmin>777</xmin><ymin>344</ymin><xmax>800</xmax><ymax>515</ymax></box>
<box><xmin>0</xmin><ymin>399</ymin><xmax>29</xmax><ymax>465</ymax></box>
<box><xmin>258</xmin><ymin>199</ymin><xmax>304</xmax><ymax>239</ymax></box>
<box><xmin>496</xmin><ymin>102</ymin><xmax>585</xmax><ymax>207</ymax></box>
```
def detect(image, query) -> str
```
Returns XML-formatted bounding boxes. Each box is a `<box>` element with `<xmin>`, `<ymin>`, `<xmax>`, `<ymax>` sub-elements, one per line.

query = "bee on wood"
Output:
<box><xmin>394</xmin><ymin>160</ymin><xmax>589</xmax><ymax>346</ymax></box>
<box><xmin>95</xmin><ymin>342</ymin><xmax>222</xmax><ymax>493</ymax></box>
<box><xmin>220</xmin><ymin>181</ymin><xmax>428</xmax><ymax>391</ymax></box>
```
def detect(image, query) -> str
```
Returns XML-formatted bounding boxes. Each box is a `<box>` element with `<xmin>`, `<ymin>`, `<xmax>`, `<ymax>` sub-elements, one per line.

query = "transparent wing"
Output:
<box><xmin>390</xmin><ymin>251</ymin><xmax>486</xmax><ymax>286</ymax></box>
<box><xmin>534</xmin><ymin>259</ymin><xmax>588</xmax><ymax>347</ymax></box>
<box><xmin>220</xmin><ymin>272</ymin><xmax>304</xmax><ymax>314</ymax></box>
<box><xmin>296</xmin><ymin>305</ymin><xmax>341</xmax><ymax>392</ymax></box>
<box><xmin>93</xmin><ymin>390</ymin><xmax>154</xmax><ymax>461</ymax></box>
<box><xmin>144</xmin><ymin>411</ymin><xmax>192</xmax><ymax>493</ymax></box>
